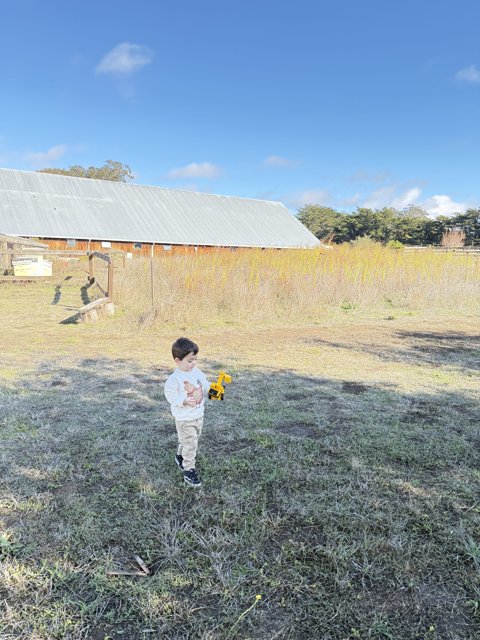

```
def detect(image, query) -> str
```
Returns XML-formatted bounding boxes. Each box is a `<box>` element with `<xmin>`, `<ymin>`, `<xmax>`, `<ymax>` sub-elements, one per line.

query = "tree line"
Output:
<box><xmin>296</xmin><ymin>204</ymin><xmax>480</xmax><ymax>246</ymax></box>
<box><xmin>38</xmin><ymin>160</ymin><xmax>134</xmax><ymax>183</ymax></box>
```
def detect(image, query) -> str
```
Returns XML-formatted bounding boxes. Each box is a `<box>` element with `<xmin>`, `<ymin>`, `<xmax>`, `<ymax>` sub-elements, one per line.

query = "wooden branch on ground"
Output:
<box><xmin>106</xmin><ymin>570</ymin><xmax>147</xmax><ymax>576</ymax></box>
<box><xmin>134</xmin><ymin>555</ymin><xmax>151</xmax><ymax>575</ymax></box>
<box><xmin>107</xmin><ymin>555</ymin><xmax>151</xmax><ymax>577</ymax></box>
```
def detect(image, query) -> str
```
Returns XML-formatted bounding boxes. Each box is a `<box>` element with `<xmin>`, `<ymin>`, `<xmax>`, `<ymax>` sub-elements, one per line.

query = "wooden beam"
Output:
<box><xmin>95</xmin><ymin>281</ymin><xmax>108</xmax><ymax>298</ymax></box>
<box><xmin>0</xmin><ymin>234</ymin><xmax>48</xmax><ymax>248</ymax></box>
<box><xmin>0</xmin><ymin>276</ymin><xmax>53</xmax><ymax>282</ymax></box>
<box><xmin>88</xmin><ymin>252</ymin><xmax>95</xmax><ymax>283</ymax></box>
<box><xmin>0</xmin><ymin>241</ymin><xmax>9</xmax><ymax>272</ymax></box>
<box><xmin>0</xmin><ymin>250</ymin><xmax>87</xmax><ymax>256</ymax></box>
<box><xmin>107</xmin><ymin>261</ymin><xmax>113</xmax><ymax>299</ymax></box>
<box><xmin>90</xmin><ymin>251</ymin><xmax>111</xmax><ymax>263</ymax></box>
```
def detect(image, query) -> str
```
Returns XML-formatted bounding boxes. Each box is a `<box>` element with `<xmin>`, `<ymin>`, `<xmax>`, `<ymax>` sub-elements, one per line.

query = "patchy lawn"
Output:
<box><xmin>0</xmin><ymin>280</ymin><xmax>479</xmax><ymax>639</ymax></box>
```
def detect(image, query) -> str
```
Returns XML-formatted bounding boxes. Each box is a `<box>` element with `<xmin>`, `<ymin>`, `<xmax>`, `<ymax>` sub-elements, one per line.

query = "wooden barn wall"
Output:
<box><xmin>39</xmin><ymin>238</ymin><xmax>250</xmax><ymax>256</ymax></box>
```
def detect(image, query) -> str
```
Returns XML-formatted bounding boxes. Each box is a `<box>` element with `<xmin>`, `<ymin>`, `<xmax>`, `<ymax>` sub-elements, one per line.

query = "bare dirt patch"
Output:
<box><xmin>342</xmin><ymin>381</ymin><xmax>371</xmax><ymax>394</ymax></box>
<box><xmin>276</xmin><ymin>421</ymin><xmax>317</xmax><ymax>438</ymax></box>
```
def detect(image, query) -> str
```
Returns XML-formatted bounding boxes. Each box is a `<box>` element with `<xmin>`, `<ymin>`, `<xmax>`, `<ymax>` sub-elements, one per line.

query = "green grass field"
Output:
<box><xmin>0</xmin><ymin>269</ymin><xmax>479</xmax><ymax>639</ymax></box>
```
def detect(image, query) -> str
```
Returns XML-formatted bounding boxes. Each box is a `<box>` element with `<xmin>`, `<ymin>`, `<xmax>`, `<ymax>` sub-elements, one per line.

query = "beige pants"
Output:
<box><xmin>175</xmin><ymin>417</ymin><xmax>203</xmax><ymax>471</ymax></box>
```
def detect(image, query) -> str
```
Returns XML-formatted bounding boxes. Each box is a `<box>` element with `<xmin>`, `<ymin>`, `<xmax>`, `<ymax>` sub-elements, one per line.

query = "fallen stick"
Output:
<box><xmin>134</xmin><ymin>554</ymin><xmax>151</xmax><ymax>575</ymax></box>
<box><xmin>106</xmin><ymin>569</ymin><xmax>147</xmax><ymax>577</ymax></box>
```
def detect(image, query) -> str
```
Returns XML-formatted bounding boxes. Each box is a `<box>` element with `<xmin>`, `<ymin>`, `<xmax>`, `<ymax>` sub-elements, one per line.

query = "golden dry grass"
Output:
<box><xmin>114</xmin><ymin>245</ymin><xmax>480</xmax><ymax>329</ymax></box>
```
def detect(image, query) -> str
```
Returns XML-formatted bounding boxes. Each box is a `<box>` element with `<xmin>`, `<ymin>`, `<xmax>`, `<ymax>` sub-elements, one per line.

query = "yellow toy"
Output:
<box><xmin>208</xmin><ymin>371</ymin><xmax>232</xmax><ymax>401</ymax></box>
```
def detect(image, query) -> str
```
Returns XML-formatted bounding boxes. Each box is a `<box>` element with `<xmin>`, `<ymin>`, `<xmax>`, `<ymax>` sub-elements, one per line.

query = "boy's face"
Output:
<box><xmin>175</xmin><ymin>352</ymin><xmax>198</xmax><ymax>372</ymax></box>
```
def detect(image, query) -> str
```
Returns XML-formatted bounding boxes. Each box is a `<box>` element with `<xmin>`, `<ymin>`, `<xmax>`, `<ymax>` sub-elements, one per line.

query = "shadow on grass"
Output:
<box><xmin>396</xmin><ymin>329</ymin><xmax>480</xmax><ymax>368</ymax></box>
<box><xmin>51</xmin><ymin>284</ymin><xmax>62</xmax><ymax>305</ymax></box>
<box><xmin>58</xmin><ymin>283</ymin><xmax>100</xmax><ymax>324</ymax></box>
<box><xmin>308</xmin><ymin>328</ymin><xmax>480</xmax><ymax>373</ymax></box>
<box><xmin>80</xmin><ymin>283</ymin><xmax>93</xmax><ymax>306</ymax></box>
<box><xmin>0</xmin><ymin>357</ymin><xmax>479</xmax><ymax>639</ymax></box>
<box><xmin>59</xmin><ymin>314</ymin><xmax>82</xmax><ymax>325</ymax></box>
<box><xmin>51</xmin><ymin>276</ymin><xmax>74</xmax><ymax>306</ymax></box>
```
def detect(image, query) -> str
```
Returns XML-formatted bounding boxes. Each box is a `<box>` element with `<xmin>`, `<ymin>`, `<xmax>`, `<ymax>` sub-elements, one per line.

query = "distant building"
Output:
<box><xmin>0</xmin><ymin>168</ymin><xmax>319</xmax><ymax>255</ymax></box>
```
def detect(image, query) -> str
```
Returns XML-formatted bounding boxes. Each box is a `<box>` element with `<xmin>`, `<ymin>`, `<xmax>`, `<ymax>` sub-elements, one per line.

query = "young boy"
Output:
<box><xmin>164</xmin><ymin>337</ymin><xmax>210</xmax><ymax>487</ymax></box>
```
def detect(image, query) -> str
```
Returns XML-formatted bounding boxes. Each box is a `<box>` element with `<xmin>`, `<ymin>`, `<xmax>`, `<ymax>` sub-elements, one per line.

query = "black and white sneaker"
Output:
<box><xmin>184</xmin><ymin>469</ymin><xmax>202</xmax><ymax>487</ymax></box>
<box><xmin>175</xmin><ymin>454</ymin><xmax>184</xmax><ymax>470</ymax></box>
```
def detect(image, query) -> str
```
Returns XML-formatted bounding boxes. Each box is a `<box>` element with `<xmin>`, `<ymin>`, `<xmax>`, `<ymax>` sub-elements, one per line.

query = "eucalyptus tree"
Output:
<box><xmin>38</xmin><ymin>160</ymin><xmax>134</xmax><ymax>182</ymax></box>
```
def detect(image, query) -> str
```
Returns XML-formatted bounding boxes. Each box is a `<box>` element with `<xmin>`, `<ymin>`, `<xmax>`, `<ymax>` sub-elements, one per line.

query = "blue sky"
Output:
<box><xmin>1</xmin><ymin>0</ymin><xmax>480</xmax><ymax>216</ymax></box>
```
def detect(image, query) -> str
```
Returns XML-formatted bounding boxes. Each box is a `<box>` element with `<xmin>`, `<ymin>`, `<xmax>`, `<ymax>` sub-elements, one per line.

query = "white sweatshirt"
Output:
<box><xmin>164</xmin><ymin>366</ymin><xmax>210</xmax><ymax>420</ymax></box>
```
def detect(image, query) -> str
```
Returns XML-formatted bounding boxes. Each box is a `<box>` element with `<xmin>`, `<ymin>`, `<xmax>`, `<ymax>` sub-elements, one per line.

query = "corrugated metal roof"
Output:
<box><xmin>0</xmin><ymin>168</ymin><xmax>319</xmax><ymax>249</ymax></box>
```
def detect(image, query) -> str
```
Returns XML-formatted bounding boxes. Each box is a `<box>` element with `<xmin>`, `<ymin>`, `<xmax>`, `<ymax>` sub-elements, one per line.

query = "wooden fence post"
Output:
<box><xmin>88</xmin><ymin>253</ymin><xmax>95</xmax><ymax>283</ymax></box>
<box><xmin>107</xmin><ymin>259</ymin><xmax>113</xmax><ymax>300</ymax></box>
<box><xmin>0</xmin><ymin>241</ymin><xmax>9</xmax><ymax>273</ymax></box>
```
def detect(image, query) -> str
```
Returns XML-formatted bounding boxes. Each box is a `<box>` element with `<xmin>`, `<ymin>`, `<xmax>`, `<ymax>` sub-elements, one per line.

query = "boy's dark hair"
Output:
<box><xmin>172</xmin><ymin>337</ymin><xmax>199</xmax><ymax>360</ymax></box>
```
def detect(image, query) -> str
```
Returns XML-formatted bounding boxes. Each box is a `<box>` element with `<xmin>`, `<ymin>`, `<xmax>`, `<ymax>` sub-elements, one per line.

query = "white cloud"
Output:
<box><xmin>362</xmin><ymin>184</ymin><xmax>468</xmax><ymax>217</ymax></box>
<box><xmin>167</xmin><ymin>162</ymin><xmax>222</xmax><ymax>180</ymax></box>
<box><xmin>96</xmin><ymin>43</ymin><xmax>153</xmax><ymax>75</ymax></box>
<box><xmin>263</xmin><ymin>155</ymin><xmax>296</xmax><ymax>168</ymax></box>
<box><xmin>391</xmin><ymin>188</ymin><xmax>422</xmax><ymax>209</ymax></box>
<box><xmin>25</xmin><ymin>145</ymin><xmax>67</xmax><ymax>168</ymax></box>
<box><xmin>284</xmin><ymin>189</ymin><xmax>331</xmax><ymax>209</ymax></box>
<box><xmin>456</xmin><ymin>64</ymin><xmax>480</xmax><ymax>83</ymax></box>
<box><xmin>362</xmin><ymin>186</ymin><xmax>421</xmax><ymax>210</ymax></box>
<box><xmin>419</xmin><ymin>195</ymin><xmax>468</xmax><ymax>216</ymax></box>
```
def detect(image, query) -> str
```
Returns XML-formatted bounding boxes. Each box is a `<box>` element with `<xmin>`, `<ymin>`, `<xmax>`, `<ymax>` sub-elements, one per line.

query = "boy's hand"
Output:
<box><xmin>192</xmin><ymin>387</ymin><xmax>203</xmax><ymax>403</ymax></box>
<box><xmin>183</xmin><ymin>397</ymin><xmax>197</xmax><ymax>407</ymax></box>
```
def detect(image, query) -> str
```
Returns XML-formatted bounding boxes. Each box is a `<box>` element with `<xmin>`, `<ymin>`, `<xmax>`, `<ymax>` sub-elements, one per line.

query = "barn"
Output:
<box><xmin>0</xmin><ymin>167</ymin><xmax>319</xmax><ymax>255</ymax></box>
